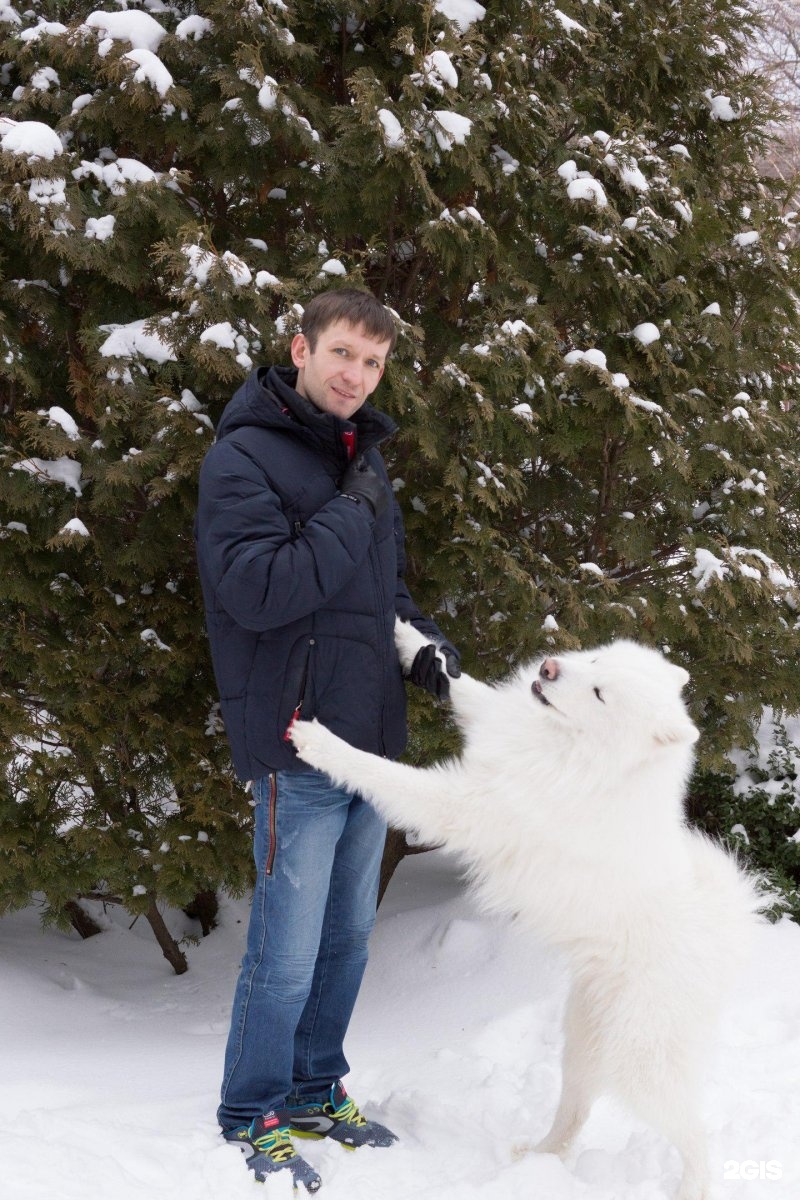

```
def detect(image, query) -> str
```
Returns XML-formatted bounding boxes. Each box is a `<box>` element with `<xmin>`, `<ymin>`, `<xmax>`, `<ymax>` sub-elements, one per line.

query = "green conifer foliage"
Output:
<box><xmin>1</xmin><ymin>1</ymin><xmax>799</xmax><ymax>962</ymax></box>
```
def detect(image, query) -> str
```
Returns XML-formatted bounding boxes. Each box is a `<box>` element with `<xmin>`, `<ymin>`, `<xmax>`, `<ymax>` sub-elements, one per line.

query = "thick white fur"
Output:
<box><xmin>290</xmin><ymin>620</ymin><xmax>763</xmax><ymax>1200</ymax></box>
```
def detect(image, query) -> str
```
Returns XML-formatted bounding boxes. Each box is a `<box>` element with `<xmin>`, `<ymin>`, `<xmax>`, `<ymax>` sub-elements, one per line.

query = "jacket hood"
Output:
<box><xmin>215</xmin><ymin>365</ymin><xmax>397</xmax><ymax>463</ymax></box>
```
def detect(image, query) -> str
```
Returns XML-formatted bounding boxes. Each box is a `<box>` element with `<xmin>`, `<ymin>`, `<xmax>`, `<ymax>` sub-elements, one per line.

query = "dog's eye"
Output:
<box><xmin>593</xmin><ymin>687</ymin><xmax>605</xmax><ymax>703</ymax></box>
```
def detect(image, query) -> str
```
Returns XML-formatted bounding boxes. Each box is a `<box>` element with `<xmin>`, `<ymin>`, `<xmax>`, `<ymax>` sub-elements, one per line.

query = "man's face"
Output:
<box><xmin>290</xmin><ymin>319</ymin><xmax>390</xmax><ymax>420</ymax></box>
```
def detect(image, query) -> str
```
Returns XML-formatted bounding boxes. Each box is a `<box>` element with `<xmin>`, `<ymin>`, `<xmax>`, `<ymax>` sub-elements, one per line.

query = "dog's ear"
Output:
<box><xmin>653</xmin><ymin>711</ymin><xmax>699</xmax><ymax>746</ymax></box>
<box><xmin>670</xmin><ymin>664</ymin><xmax>690</xmax><ymax>688</ymax></box>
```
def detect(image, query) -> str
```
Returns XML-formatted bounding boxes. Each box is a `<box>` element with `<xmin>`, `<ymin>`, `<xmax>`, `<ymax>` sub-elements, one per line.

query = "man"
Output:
<box><xmin>195</xmin><ymin>288</ymin><xmax>459</xmax><ymax>1192</ymax></box>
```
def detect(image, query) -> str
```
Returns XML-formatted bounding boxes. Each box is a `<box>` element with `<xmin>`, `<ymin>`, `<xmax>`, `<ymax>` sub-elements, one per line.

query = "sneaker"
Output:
<box><xmin>223</xmin><ymin>1111</ymin><xmax>322</xmax><ymax>1192</ymax></box>
<box><xmin>287</xmin><ymin>1081</ymin><xmax>398</xmax><ymax>1150</ymax></box>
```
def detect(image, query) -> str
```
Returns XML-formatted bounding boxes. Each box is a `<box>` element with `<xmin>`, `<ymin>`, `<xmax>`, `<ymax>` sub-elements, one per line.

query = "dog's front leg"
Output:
<box><xmin>289</xmin><ymin>719</ymin><xmax>458</xmax><ymax>846</ymax></box>
<box><xmin>394</xmin><ymin>618</ymin><xmax>496</xmax><ymax>731</ymax></box>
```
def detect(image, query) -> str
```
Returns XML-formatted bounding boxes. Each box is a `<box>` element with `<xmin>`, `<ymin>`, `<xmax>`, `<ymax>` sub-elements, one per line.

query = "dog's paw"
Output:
<box><xmin>288</xmin><ymin>717</ymin><xmax>341</xmax><ymax>772</ymax></box>
<box><xmin>394</xmin><ymin>618</ymin><xmax>433</xmax><ymax>672</ymax></box>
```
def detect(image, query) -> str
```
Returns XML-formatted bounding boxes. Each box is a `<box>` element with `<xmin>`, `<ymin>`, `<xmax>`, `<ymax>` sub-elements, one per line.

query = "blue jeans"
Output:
<box><xmin>217</xmin><ymin>768</ymin><xmax>387</xmax><ymax>1131</ymax></box>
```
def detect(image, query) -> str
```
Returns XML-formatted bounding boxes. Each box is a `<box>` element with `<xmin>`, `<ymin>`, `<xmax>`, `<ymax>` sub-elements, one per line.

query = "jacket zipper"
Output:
<box><xmin>265</xmin><ymin>771</ymin><xmax>278</xmax><ymax>876</ymax></box>
<box><xmin>283</xmin><ymin>637</ymin><xmax>315</xmax><ymax>742</ymax></box>
<box><xmin>366</xmin><ymin>541</ymin><xmax>388</xmax><ymax>755</ymax></box>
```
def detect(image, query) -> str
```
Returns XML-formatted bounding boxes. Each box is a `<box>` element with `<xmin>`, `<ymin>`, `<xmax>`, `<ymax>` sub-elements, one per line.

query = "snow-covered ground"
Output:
<box><xmin>1</xmin><ymin>849</ymin><xmax>798</xmax><ymax>1200</ymax></box>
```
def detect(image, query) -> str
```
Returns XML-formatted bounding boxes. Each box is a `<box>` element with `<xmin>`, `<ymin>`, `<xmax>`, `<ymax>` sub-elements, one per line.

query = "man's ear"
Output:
<box><xmin>290</xmin><ymin>332</ymin><xmax>309</xmax><ymax>369</ymax></box>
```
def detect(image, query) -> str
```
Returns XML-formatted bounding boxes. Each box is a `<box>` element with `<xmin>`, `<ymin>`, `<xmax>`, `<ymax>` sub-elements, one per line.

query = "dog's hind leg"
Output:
<box><xmin>636</xmin><ymin>1086</ymin><xmax>710</xmax><ymax>1200</ymax></box>
<box><xmin>535</xmin><ymin>981</ymin><xmax>602</xmax><ymax>1158</ymax></box>
<box><xmin>619</xmin><ymin>1047</ymin><xmax>711</xmax><ymax>1200</ymax></box>
<box><xmin>670</xmin><ymin>1125</ymin><xmax>710</xmax><ymax>1200</ymax></box>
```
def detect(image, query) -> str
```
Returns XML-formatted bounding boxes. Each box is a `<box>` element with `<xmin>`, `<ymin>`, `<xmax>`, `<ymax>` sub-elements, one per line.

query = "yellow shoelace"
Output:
<box><xmin>330</xmin><ymin>1096</ymin><xmax>366</xmax><ymax>1127</ymax></box>
<box><xmin>253</xmin><ymin>1126</ymin><xmax>296</xmax><ymax>1162</ymax></box>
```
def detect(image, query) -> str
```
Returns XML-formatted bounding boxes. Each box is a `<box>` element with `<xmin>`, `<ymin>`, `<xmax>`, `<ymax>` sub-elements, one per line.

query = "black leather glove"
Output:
<box><xmin>340</xmin><ymin>456</ymin><xmax>389</xmax><ymax>520</ymax></box>
<box><xmin>408</xmin><ymin>642</ymin><xmax>461</xmax><ymax>700</ymax></box>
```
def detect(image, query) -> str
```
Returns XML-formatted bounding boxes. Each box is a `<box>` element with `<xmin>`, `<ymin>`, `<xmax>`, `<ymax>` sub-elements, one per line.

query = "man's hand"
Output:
<box><xmin>408</xmin><ymin>643</ymin><xmax>461</xmax><ymax>700</ymax></box>
<box><xmin>340</xmin><ymin>456</ymin><xmax>389</xmax><ymax>519</ymax></box>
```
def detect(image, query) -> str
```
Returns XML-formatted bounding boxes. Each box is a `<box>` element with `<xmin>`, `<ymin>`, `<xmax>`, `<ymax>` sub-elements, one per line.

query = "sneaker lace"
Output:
<box><xmin>252</xmin><ymin>1125</ymin><xmax>297</xmax><ymax>1162</ymax></box>
<box><xmin>329</xmin><ymin>1095</ymin><xmax>367</xmax><ymax>1127</ymax></box>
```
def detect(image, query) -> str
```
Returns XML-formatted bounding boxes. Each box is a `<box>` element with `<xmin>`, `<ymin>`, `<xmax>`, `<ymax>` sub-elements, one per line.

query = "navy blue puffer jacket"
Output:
<box><xmin>195</xmin><ymin>365</ymin><xmax>452</xmax><ymax>782</ymax></box>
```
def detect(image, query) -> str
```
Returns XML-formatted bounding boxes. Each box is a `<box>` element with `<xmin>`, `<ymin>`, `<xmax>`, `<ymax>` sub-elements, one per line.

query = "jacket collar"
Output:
<box><xmin>265</xmin><ymin>365</ymin><xmax>396</xmax><ymax>467</ymax></box>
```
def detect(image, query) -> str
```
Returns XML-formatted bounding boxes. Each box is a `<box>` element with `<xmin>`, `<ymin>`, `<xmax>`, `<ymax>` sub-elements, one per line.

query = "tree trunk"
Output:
<box><xmin>144</xmin><ymin>895</ymin><xmax>188</xmax><ymax>974</ymax></box>
<box><xmin>182</xmin><ymin>889</ymin><xmax>219</xmax><ymax>936</ymax></box>
<box><xmin>378</xmin><ymin>827</ymin><xmax>436</xmax><ymax>907</ymax></box>
<box><xmin>64</xmin><ymin>898</ymin><xmax>102</xmax><ymax>939</ymax></box>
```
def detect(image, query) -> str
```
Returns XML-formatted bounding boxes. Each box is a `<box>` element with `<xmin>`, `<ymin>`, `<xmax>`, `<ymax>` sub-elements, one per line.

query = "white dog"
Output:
<box><xmin>290</xmin><ymin>621</ymin><xmax>763</xmax><ymax>1200</ymax></box>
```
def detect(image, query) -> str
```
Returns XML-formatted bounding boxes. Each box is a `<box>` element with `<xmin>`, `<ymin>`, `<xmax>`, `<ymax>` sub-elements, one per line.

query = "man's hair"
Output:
<box><xmin>301</xmin><ymin>288</ymin><xmax>398</xmax><ymax>355</ymax></box>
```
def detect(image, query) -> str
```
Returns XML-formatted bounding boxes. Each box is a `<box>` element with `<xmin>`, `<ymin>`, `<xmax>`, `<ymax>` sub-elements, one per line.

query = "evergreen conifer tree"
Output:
<box><xmin>1</xmin><ymin>0</ymin><xmax>798</xmax><ymax>967</ymax></box>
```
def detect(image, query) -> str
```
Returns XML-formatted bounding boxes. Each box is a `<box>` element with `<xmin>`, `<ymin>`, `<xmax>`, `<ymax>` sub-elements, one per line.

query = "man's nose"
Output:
<box><xmin>540</xmin><ymin>657</ymin><xmax>560</xmax><ymax>681</ymax></box>
<box><xmin>341</xmin><ymin>360</ymin><xmax>363</xmax><ymax>384</ymax></box>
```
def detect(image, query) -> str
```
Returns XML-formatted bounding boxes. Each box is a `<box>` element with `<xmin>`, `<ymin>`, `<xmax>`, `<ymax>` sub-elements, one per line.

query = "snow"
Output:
<box><xmin>628</xmin><ymin>394</ymin><xmax>664</xmax><ymax>415</ymax></box>
<box><xmin>553</xmin><ymin>9</ymin><xmax>587</xmax><ymax>37</ymax></box>
<box><xmin>431</xmin><ymin>110</ymin><xmax>473</xmax><ymax>150</ymax></box>
<box><xmin>198</xmin><ymin>324</ymin><xmax>252</xmax><ymax>369</ymax></box>
<box><xmin>604</xmin><ymin>154</ymin><xmax>649</xmax><ymax>192</ymax></box>
<box><xmin>1</xmin><ymin>850</ymin><xmax>797</xmax><ymax>1200</ymax></box>
<box><xmin>0</xmin><ymin>0</ymin><xmax>20</xmax><ymax>25</ymax></box>
<box><xmin>141</xmin><ymin>628</ymin><xmax>171</xmax><ymax>652</ymax></box>
<box><xmin>558</xmin><ymin>162</ymin><xmax>608</xmax><ymax>207</ymax></box>
<box><xmin>98</xmin><ymin>318</ymin><xmax>176</xmax><ymax>364</ymax></box>
<box><xmin>320</xmin><ymin>259</ymin><xmax>347</xmax><ymax>276</ymax></box>
<box><xmin>175</xmin><ymin>15</ymin><xmax>212</xmax><ymax>41</ymax></box>
<box><xmin>73</xmin><ymin>157</ymin><xmax>159</xmax><ymax>195</ymax></box>
<box><xmin>18</xmin><ymin>20</ymin><xmax>67</xmax><ymax>41</ymax></box>
<box><xmin>693</xmin><ymin>547</ymin><xmax>729</xmax><ymax>590</ymax></box>
<box><xmin>567</xmin><ymin>176</ymin><xmax>608</xmax><ymax>208</ymax></box>
<box><xmin>423</xmin><ymin>49</ymin><xmax>459</xmax><ymax>90</ymax></box>
<box><xmin>12</xmin><ymin>455</ymin><xmax>82</xmax><ymax>495</ymax></box>
<box><xmin>184</xmin><ymin>246</ymin><xmax>252</xmax><ymax>288</ymax></box>
<box><xmin>83</xmin><ymin>10</ymin><xmax>167</xmax><ymax>53</ymax></box>
<box><xmin>433</xmin><ymin>0</ymin><xmax>486</xmax><ymax>33</ymax></box>
<box><xmin>29</xmin><ymin>65</ymin><xmax>59</xmax><ymax>91</ymax></box>
<box><xmin>565</xmin><ymin>348</ymin><xmax>608</xmax><ymax>371</ymax></box>
<box><xmin>0</xmin><ymin>118</ymin><xmax>62</xmax><ymax>161</ymax></box>
<box><xmin>378</xmin><ymin>109</ymin><xmax>406</xmax><ymax>149</ymax></box>
<box><xmin>28</xmin><ymin>176</ymin><xmax>66</xmax><ymax>206</ymax></box>
<box><xmin>123</xmin><ymin>48</ymin><xmax>173</xmax><ymax>98</ymax></box>
<box><xmin>258</xmin><ymin>78</ymin><xmax>279</xmax><ymax>111</ymax></box>
<box><xmin>47</xmin><ymin>406</ymin><xmax>80</xmax><ymax>440</ymax></box>
<box><xmin>85</xmin><ymin>214</ymin><xmax>116</xmax><ymax>241</ymax></box>
<box><xmin>59</xmin><ymin>518</ymin><xmax>90</xmax><ymax>538</ymax></box>
<box><xmin>632</xmin><ymin>322</ymin><xmax>661</xmax><ymax>346</ymax></box>
<box><xmin>733</xmin><ymin>231</ymin><xmax>761</xmax><ymax>248</ymax></box>
<box><xmin>707</xmin><ymin>92</ymin><xmax>742</xmax><ymax>121</ymax></box>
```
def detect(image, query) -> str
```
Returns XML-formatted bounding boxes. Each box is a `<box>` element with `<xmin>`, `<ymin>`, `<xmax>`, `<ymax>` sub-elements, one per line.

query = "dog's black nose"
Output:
<box><xmin>540</xmin><ymin>657</ymin><xmax>560</xmax><ymax>681</ymax></box>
